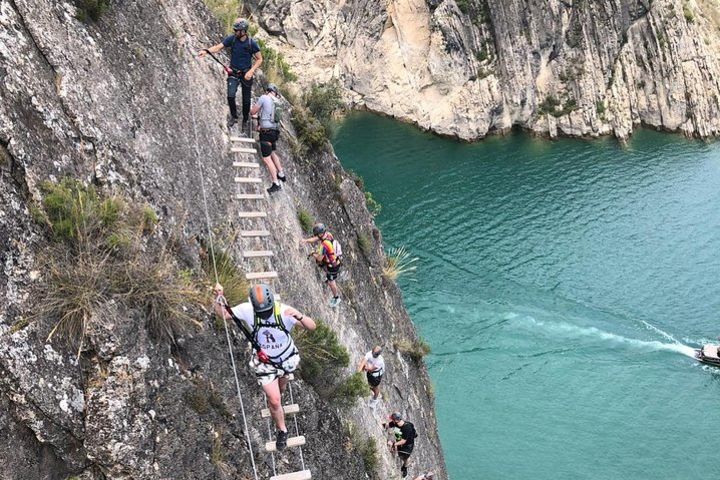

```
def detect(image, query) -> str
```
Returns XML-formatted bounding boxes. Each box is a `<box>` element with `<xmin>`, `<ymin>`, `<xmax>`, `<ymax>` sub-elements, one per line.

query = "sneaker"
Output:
<box><xmin>329</xmin><ymin>296</ymin><xmax>341</xmax><ymax>308</ymax></box>
<box><xmin>241</xmin><ymin>119</ymin><xmax>249</xmax><ymax>134</ymax></box>
<box><xmin>401</xmin><ymin>466</ymin><xmax>408</xmax><ymax>478</ymax></box>
<box><xmin>277</xmin><ymin>172</ymin><xmax>287</xmax><ymax>182</ymax></box>
<box><xmin>368</xmin><ymin>397</ymin><xmax>379</xmax><ymax>409</ymax></box>
<box><xmin>227</xmin><ymin>115</ymin><xmax>238</xmax><ymax>128</ymax></box>
<box><xmin>276</xmin><ymin>430</ymin><xmax>288</xmax><ymax>451</ymax></box>
<box><xmin>267</xmin><ymin>183</ymin><xmax>282</xmax><ymax>194</ymax></box>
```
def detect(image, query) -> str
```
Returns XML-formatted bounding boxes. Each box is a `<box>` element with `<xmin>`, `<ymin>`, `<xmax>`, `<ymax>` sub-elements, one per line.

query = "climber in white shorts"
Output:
<box><xmin>214</xmin><ymin>283</ymin><xmax>316</xmax><ymax>451</ymax></box>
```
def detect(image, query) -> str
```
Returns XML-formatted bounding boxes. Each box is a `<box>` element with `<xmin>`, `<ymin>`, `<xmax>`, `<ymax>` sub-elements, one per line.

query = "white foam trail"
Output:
<box><xmin>525</xmin><ymin>318</ymin><xmax>698</xmax><ymax>358</ymax></box>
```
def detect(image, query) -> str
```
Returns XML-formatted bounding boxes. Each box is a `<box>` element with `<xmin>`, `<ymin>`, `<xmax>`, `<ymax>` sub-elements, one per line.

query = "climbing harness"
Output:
<box><xmin>220</xmin><ymin>302</ymin><xmax>298</xmax><ymax>371</ymax></box>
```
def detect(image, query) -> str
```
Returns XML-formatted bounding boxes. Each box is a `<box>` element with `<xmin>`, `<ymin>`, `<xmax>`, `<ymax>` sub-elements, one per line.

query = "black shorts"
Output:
<box><xmin>398</xmin><ymin>445</ymin><xmax>414</xmax><ymax>460</ymax></box>
<box><xmin>325</xmin><ymin>263</ymin><xmax>341</xmax><ymax>282</ymax></box>
<box><xmin>259</xmin><ymin>129</ymin><xmax>279</xmax><ymax>157</ymax></box>
<box><xmin>366</xmin><ymin>372</ymin><xmax>383</xmax><ymax>387</ymax></box>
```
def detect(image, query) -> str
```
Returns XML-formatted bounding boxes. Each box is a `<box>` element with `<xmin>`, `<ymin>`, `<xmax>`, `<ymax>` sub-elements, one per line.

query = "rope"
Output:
<box><xmin>185</xmin><ymin>45</ymin><xmax>260</xmax><ymax>480</ymax></box>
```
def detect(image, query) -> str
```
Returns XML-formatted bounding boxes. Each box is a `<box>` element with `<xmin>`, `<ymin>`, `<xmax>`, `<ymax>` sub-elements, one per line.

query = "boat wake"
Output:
<box><xmin>524</xmin><ymin>317</ymin><xmax>698</xmax><ymax>358</ymax></box>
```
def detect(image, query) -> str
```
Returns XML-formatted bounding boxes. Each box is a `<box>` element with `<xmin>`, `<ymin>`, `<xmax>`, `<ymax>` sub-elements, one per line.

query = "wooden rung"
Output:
<box><xmin>236</xmin><ymin>193</ymin><xmax>264</xmax><ymax>200</ymax></box>
<box><xmin>265</xmin><ymin>436</ymin><xmax>305</xmax><ymax>453</ymax></box>
<box><xmin>261</xmin><ymin>403</ymin><xmax>300</xmax><ymax>418</ymax></box>
<box><xmin>230</xmin><ymin>136</ymin><xmax>256</xmax><ymax>144</ymax></box>
<box><xmin>234</xmin><ymin>177</ymin><xmax>262</xmax><ymax>183</ymax></box>
<box><xmin>246</xmin><ymin>271</ymin><xmax>279</xmax><ymax>280</ymax></box>
<box><xmin>270</xmin><ymin>470</ymin><xmax>312</xmax><ymax>480</ymax></box>
<box><xmin>231</xmin><ymin>146</ymin><xmax>257</xmax><ymax>154</ymax></box>
<box><xmin>243</xmin><ymin>250</ymin><xmax>274</xmax><ymax>258</ymax></box>
<box><xmin>233</xmin><ymin>161</ymin><xmax>260</xmax><ymax>168</ymax></box>
<box><xmin>239</xmin><ymin>230</ymin><xmax>270</xmax><ymax>237</ymax></box>
<box><xmin>238</xmin><ymin>211</ymin><xmax>267</xmax><ymax>218</ymax></box>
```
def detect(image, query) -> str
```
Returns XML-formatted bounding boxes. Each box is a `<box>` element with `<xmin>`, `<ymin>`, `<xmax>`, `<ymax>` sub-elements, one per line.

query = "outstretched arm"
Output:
<box><xmin>198</xmin><ymin>43</ymin><xmax>225</xmax><ymax>57</ymax></box>
<box><xmin>285</xmin><ymin>306</ymin><xmax>316</xmax><ymax>331</ymax></box>
<box><xmin>357</xmin><ymin>356</ymin><xmax>368</xmax><ymax>373</ymax></box>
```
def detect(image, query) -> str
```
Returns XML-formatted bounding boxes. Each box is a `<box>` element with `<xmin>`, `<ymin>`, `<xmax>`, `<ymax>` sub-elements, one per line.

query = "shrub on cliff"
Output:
<box><xmin>75</xmin><ymin>0</ymin><xmax>110</xmax><ymax>22</ymax></box>
<box><xmin>33</xmin><ymin>178</ymin><xmax>203</xmax><ymax>351</ymax></box>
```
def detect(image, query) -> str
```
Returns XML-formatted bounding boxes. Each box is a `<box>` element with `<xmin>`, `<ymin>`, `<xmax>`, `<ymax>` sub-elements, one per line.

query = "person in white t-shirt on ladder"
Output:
<box><xmin>357</xmin><ymin>345</ymin><xmax>385</xmax><ymax>408</ymax></box>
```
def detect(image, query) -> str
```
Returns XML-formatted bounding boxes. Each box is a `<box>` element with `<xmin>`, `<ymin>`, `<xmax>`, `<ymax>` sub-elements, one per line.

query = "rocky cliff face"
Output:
<box><xmin>251</xmin><ymin>0</ymin><xmax>720</xmax><ymax>140</ymax></box>
<box><xmin>0</xmin><ymin>0</ymin><xmax>445</xmax><ymax>478</ymax></box>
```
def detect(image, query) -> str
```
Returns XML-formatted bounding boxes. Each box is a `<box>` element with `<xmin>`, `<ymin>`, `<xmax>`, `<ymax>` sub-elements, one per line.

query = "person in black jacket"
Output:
<box><xmin>382</xmin><ymin>412</ymin><xmax>417</xmax><ymax>478</ymax></box>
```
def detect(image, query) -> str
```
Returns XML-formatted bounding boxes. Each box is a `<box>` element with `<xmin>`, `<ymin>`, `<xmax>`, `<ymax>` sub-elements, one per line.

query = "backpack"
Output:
<box><xmin>271</xmin><ymin>97</ymin><xmax>283</xmax><ymax>124</ymax></box>
<box><xmin>332</xmin><ymin>238</ymin><xmax>343</xmax><ymax>259</ymax></box>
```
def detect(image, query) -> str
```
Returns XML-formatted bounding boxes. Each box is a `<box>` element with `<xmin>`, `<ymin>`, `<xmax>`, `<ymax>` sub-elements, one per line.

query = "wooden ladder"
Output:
<box><xmin>230</xmin><ymin>135</ymin><xmax>312</xmax><ymax>480</ymax></box>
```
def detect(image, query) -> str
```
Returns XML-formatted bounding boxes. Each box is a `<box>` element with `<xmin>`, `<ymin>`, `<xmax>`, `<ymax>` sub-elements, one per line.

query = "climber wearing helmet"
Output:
<box><xmin>250</xmin><ymin>83</ymin><xmax>286</xmax><ymax>194</ymax></box>
<box><xmin>213</xmin><ymin>283</ymin><xmax>316</xmax><ymax>451</ymax></box>
<box><xmin>300</xmin><ymin>222</ymin><xmax>343</xmax><ymax>307</ymax></box>
<box><xmin>198</xmin><ymin>18</ymin><xmax>262</xmax><ymax>131</ymax></box>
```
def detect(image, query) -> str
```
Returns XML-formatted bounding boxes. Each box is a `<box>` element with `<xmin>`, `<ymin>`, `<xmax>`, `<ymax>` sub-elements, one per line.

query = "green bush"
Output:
<box><xmin>596</xmin><ymin>101</ymin><xmax>606</xmax><ymax>115</ymax></box>
<box><xmin>364</xmin><ymin>191</ymin><xmax>382</xmax><ymax>217</ymax></box>
<box><xmin>75</xmin><ymin>0</ymin><xmax>109</xmax><ymax>22</ymax></box>
<box><xmin>303</xmin><ymin>80</ymin><xmax>344</xmax><ymax>128</ymax></box>
<box><xmin>297</xmin><ymin>208</ymin><xmax>315</xmax><ymax>234</ymax></box>
<box><xmin>333</xmin><ymin>372</ymin><xmax>367</xmax><ymax>406</ymax></box>
<box><xmin>537</xmin><ymin>95</ymin><xmax>561</xmax><ymax>115</ymax></box>
<box><xmin>257</xmin><ymin>38</ymin><xmax>297</xmax><ymax>83</ymax></box>
<box><xmin>395</xmin><ymin>337</ymin><xmax>431</xmax><ymax>363</ymax></box>
<box><xmin>355</xmin><ymin>434</ymin><xmax>380</xmax><ymax>478</ymax></box>
<box><xmin>295</xmin><ymin>320</ymin><xmax>350</xmax><ymax>382</ymax></box>
<box><xmin>683</xmin><ymin>4</ymin><xmax>694</xmax><ymax>23</ymax></box>
<box><xmin>291</xmin><ymin>106</ymin><xmax>328</xmax><ymax>153</ymax></box>
<box><xmin>357</xmin><ymin>233</ymin><xmax>372</xmax><ymax>256</ymax></box>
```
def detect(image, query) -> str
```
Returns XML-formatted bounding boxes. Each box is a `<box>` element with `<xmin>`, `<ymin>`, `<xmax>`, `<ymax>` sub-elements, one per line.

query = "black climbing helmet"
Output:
<box><xmin>233</xmin><ymin>18</ymin><xmax>249</xmax><ymax>32</ymax></box>
<box><xmin>312</xmin><ymin>223</ymin><xmax>326</xmax><ymax>237</ymax></box>
<box><xmin>266</xmin><ymin>83</ymin><xmax>279</xmax><ymax>95</ymax></box>
<box><xmin>249</xmin><ymin>283</ymin><xmax>274</xmax><ymax>312</ymax></box>
<box><xmin>390</xmin><ymin>412</ymin><xmax>402</xmax><ymax>422</ymax></box>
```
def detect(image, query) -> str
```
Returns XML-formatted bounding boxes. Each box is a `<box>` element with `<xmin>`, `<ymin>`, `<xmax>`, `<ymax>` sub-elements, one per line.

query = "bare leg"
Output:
<box><xmin>262</xmin><ymin>379</ymin><xmax>286</xmax><ymax>431</ymax></box>
<box><xmin>328</xmin><ymin>279</ymin><xmax>339</xmax><ymax>297</ymax></box>
<box><xmin>371</xmin><ymin>385</ymin><xmax>380</xmax><ymax>400</ymax></box>
<box><xmin>278</xmin><ymin>375</ymin><xmax>289</xmax><ymax>395</ymax></box>
<box><xmin>270</xmin><ymin>151</ymin><xmax>283</xmax><ymax>174</ymax></box>
<box><xmin>261</xmin><ymin>153</ymin><xmax>278</xmax><ymax>182</ymax></box>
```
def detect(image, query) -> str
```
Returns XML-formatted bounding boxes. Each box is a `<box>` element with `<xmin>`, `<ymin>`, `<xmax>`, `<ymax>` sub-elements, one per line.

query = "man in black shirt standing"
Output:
<box><xmin>199</xmin><ymin>18</ymin><xmax>263</xmax><ymax>131</ymax></box>
<box><xmin>382</xmin><ymin>412</ymin><xmax>417</xmax><ymax>478</ymax></box>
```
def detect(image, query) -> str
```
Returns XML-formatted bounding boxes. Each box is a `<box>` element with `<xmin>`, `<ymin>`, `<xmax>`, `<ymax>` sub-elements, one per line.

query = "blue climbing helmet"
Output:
<box><xmin>233</xmin><ymin>18</ymin><xmax>249</xmax><ymax>32</ymax></box>
<box><xmin>249</xmin><ymin>283</ymin><xmax>274</xmax><ymax>312</ymax></box>
<box><xmin>312</xmin><ymin>223</ymin><xmax>327</xmax><ymax>237</ymax></box>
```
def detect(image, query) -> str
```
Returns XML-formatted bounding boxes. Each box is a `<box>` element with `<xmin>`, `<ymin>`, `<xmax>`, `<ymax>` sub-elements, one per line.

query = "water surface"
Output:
<box><xmin>333</xmin><ymin>113</ymin><xmax>720</xmax><ymax>479</ymax></box>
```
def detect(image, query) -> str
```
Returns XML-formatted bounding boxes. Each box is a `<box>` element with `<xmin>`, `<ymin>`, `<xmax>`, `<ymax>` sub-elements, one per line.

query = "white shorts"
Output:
<box><xmin>249</xmin><ymin>353</ymin><xmax>300</xmax><ymax>386</ymax></box>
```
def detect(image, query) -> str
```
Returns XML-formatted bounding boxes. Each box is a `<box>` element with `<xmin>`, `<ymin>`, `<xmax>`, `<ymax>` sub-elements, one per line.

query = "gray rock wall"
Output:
<box><xmin>0</xmin><ymin>0</ymin><xmax>445</xmax><ymax>478</ymax></box>
<box><xmin>249</xmin><ymin>0</ymin><xmax>720</xmax><ymax>140</ymax></box>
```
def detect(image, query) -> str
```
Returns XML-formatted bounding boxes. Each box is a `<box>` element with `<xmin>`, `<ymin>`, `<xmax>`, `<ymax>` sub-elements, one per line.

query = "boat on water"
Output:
<box><xmin>695</xmin><ymin>344</ymin><xmax>720</xmax><ymax>367</ymax></box>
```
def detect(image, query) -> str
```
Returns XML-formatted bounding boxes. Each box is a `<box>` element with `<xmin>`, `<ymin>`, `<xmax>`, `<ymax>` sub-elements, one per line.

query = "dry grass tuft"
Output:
<box><xmin>34</xmin><ymin>179</ymin><xmax>203</xmax><ymax>352</ymax></box>
<box><xmin>383</xmin><ymin>246</ymin><xmax>418</xmax><ymax>281</ymax></box>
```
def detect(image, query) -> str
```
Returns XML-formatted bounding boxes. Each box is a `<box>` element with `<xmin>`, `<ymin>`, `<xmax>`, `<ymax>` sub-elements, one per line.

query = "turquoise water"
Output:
<box><xmin>332</xmin><ymin>113</ymin><xmax>720</xmax><ymax>480</ymax></box>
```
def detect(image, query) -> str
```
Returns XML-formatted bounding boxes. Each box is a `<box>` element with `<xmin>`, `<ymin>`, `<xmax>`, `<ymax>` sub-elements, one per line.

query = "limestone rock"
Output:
<box><xmin>250</xmin><ymin>0</ymin><xmax>720</xmax><ymax>140</ymax></box>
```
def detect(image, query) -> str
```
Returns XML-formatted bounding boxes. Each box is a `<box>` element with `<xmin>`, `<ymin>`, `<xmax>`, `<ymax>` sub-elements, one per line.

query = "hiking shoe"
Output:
<box><xmin>241</xmin><ymin>119</ymin><xmax>249</xmax><ymax>135</ymax></box>
<box><xmin>401</xmin><ymin>466</ymin><xmax>408</xmax><ymax>478</ymax></box>
<box><xmin>329</xmin><ymin>296</ymin><xmax>341</xmax><ymax>308</ymax></box>
<box><xmin>227</xmin><ymin>115</ymin><xmax>238</xmax><ymax>128</ymax></box>
<box><xmin>267</xmin><ymin>183</ymin><xmax>282</xmax><ymax>194</ymax></box>
<box><xmin>276</xmin><ymin>430</ymin><xmax>288</xmax><ymax>451</ymax></box>
<box><xmin>277</xmin><ymin>172</ymin><xmax>287</xmax><ymax>182</ymax></box>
